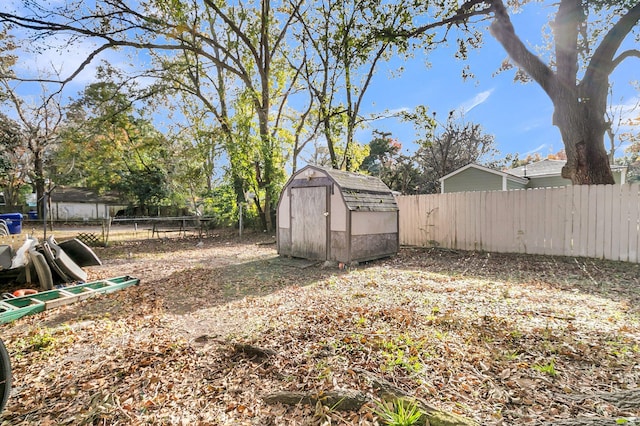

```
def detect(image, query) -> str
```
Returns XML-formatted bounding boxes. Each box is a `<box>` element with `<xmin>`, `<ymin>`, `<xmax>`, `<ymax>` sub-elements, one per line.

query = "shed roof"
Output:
<box><xmin>299</xmin><ymin>166</ymin><xmax>398</xmax><ymax>212</ymax></box>
<box><xmin>50</xmin><ymin>186</ymin><xmax>123</xmax><ymax>204</ymax></box>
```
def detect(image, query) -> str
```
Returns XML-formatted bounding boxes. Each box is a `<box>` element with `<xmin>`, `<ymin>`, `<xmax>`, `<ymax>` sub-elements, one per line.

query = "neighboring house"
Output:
<box><xmin>440</xmin><ymin>160</ymin><xmax>628</xmax><ymax>193</ymax></box>
<box><xmin>48</xmin><ymin>186</ymin><xmax>127</xmax><ymax>221</ymax></box>
<box><xmin>439</xmin><ymin>163</ymin><xmax>528</xmax><ymax>193</ymax></box>
<box><xmin>508</xmin><ymin>159</ymin><xmax>627</xmax><ymax>188</ymax></box>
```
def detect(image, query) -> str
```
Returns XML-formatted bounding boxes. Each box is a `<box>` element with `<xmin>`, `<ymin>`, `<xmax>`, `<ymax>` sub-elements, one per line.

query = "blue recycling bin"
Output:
<box><xmin>0</xmin><ymin>213</ymin><xmax>23</xmax><ymax>234</ymax></box>
<box><xmin>28</xmin><ymin>210</ymin><xmax>38</xmax><ymax>220</ymax></box>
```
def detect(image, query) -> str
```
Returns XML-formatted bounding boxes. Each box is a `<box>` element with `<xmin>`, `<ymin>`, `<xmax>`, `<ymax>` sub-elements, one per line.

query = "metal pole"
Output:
<box><xmin>43</xmin><ymin>191</ymin><xmax>48</xmax><ymax>239</ymax></box>
<box><xmin>238</xmin><ymin>203</ymin><xmax>243</xmax><ymax>239</ymax></box>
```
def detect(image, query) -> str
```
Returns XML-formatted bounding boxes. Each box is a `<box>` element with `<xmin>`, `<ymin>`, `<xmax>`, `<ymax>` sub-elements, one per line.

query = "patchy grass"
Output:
<box><xmin>0</xmin><ymin>232</ymin><xmax>638</xmax><ymax>425</ymax></box>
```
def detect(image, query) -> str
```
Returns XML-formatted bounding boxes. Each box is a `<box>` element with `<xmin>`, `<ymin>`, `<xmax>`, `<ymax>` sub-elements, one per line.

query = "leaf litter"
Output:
<box><xmin>0</xmin><ymin>231</ymin><xmax>638</xmax><ymax>425</ymax></box>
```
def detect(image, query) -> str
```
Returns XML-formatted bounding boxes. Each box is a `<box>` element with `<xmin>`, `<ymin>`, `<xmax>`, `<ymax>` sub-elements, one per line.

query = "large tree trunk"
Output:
<box><xmin>551</xmin><ymin>0</ymin><xmax>614</xmax><ymax>185</ymax></box>
<box><xmin>554</xmin><ymin>99</ymin><xmax>614</xmax><ymax>185</ymax></box>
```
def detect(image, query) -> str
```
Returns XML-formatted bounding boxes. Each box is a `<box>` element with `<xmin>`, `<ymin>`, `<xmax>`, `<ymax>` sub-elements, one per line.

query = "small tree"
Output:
<box><xmin>404</xmin><ymin>107</ymin><xmax>498</xmax><ymax>193</ymax></box>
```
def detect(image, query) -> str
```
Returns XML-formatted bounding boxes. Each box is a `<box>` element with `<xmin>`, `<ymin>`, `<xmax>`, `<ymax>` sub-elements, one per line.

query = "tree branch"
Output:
<box><xmin>487</xmin><ymin>0</ymin><xmax>556</xmax><ymax>99</ymax></box>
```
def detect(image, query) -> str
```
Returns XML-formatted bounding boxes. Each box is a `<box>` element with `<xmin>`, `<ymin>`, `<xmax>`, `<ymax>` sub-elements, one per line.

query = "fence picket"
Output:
<box><xmin>603</xmin><ymin>185</ymin><xmax>613</xmax><ymax>260</ymax></box>
<box><xmin>610</xmin><ymin>186</ymin><xmax>622</xmax><ymax>261</ymax></box>
<box><xmin>563</xmin><ymin>186</ymin><xmax>575</xmax><ymax>256</ymax></box>
<box><xmin>628</xmin><ymin>183</ymin><xmax>640</xmax><ymax>263</ymax></box>
<box><xmin>594</xmin><ymin>185</ymin><xmax>606</xmax><ymax>259</ymax></box>
<box><xmin>619</xmin><ymin>185</ymin><xmax>631</xmax><ymax>262</ymax></box>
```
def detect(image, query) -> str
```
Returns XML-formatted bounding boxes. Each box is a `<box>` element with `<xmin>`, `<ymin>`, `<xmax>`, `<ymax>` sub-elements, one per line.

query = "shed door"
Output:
<box><xmin>290</xmin><ymin>186</ymin><xmax>327</xmax><ymax>260</ymax></box>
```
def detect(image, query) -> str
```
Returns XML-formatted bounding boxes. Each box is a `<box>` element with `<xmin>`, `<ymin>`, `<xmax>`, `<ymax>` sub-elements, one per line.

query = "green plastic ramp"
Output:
<box><xmin>0</xmin><ymin>276</ymin><xmax>140</xmax><ymax>324</ymax></box>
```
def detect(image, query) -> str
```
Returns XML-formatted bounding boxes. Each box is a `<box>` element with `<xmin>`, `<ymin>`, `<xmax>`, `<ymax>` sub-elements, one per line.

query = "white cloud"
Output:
<box><xmin>457</xmin><ymin>89</ymin><xmax>494</xmax><ymax>115</ymax></box>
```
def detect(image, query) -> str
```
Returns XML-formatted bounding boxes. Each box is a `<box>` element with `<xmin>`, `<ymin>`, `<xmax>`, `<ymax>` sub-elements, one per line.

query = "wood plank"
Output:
<box><xmin>462</xmin><ymin>192</ymin><xmax>471</xmax><ymax>251</ymax></box>
<box><xmin>440</xmin><ymin>194</ymin><xmax>451</xmax><ymax>248</ymax></box>
<box><xmin>426</xmin><ymin>194</ymin><xmax>438</xmax><ymax>247</ymax></box>
<box><xmin>628</xmin><ymin>183</ymin><xmax>640</xmax><ymax>263</ymax></box>
<box><xmin>431</xmin><ymin>194</ymin><xmax>442</xmax><ymax>247</ymax></box>
<box><xmin>502</xmin><ymin>191</ymin><xmax>514</xmax><ymax>253</ymax></box>
<box><xmin>550</xmin><ymin>187</ymin><xmax>565</xmax><ymax>256</ymax></box>
<box><xmin>594</xmin><ymin>185</ymin><xmax>606</xmax><ymax>259</ymax></box>
<box><xmin>602</xmin><ymin>185</ymin><xmax>613</xmax><ymax>261</ymax></box>
<box><xmin>474</xmin><ymin>191</ymin><xmax>483</xmax><ymax>251</ymax></box>
<box><xmin>401</xmin><ymin>195</ymin><xmax>414</xmax><ymax>246</ymax></box>
<box><xmin>485</xmin><ymin>191</ymin><xmax>495</xmax><ymax>253</ymax></box>
<box><xmin>470</xmin><ymin>192</ymin><xmax>479</xmax><ymax>251</ymax></box>
<box><xmin>586</xmin><ymin>185</ymin><xmax>598</xmax><ymax>259</ymax></box>
<box><xmin>577</xmin><ymin>185</ymin><xmax>590</xmax><ymax>258</ymax></box>
<box><xmin>507</xmin><ymin>190</ymin><xmax>518</xmax><ymax>253</ymax></box>
<box><xmin>610</xmin><ymin>185</ymin><xmax>622</xmax><ymax>261</ymax></box>
<box><xmin>618</xmin><ymin>184</ymin><xmax>631</xmax><ymax>262</ymax></box>
<box><xmin>563</xmin><ymin>186</ymin><xmax>575</xmax><ymax>257</ymax></box>
<box><xmin>519</xmin><ymin>190</ymin><xmax>529</xmax><ymax>253</ymax></box>
<box><xmin>499</xmin><ymin>190</ymin><xmax>509</xmax><ymax>252</ymax></box>
<box><xmin>542</xmin><ymin>188</ymin><xmax>552</xmax><ymax>255</ymax></box>
<box><xmin>456</xmin><ymin>192</ymin><xmax>465</xmax><ymax>250</ymax></box>
<box><xmin>532</xmin><ymin>189</ymin><xmax>545</xmax><ymax>255</ymax></box>
<box><xmin>506</xmin><ymin>190</ymin><xmax>515</xmax><ymax>252</ymax></box>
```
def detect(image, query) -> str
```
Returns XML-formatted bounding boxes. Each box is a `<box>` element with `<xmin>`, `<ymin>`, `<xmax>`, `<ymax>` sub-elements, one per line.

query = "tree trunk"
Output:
<box><xmin>554</xmin><ymin>100</ymin><xmax>615</xmax><ymax>185</ymax></box>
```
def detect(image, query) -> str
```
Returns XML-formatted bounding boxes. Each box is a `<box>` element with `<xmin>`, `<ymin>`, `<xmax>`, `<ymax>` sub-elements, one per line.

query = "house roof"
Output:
<box><xmin>438</xmin><ymin>163</ymin><xmax>528</xmax><ymax>184</ymax></box>
<box><xmin>50</xmin><ymin>186</ymin><xmax>124</xmax><ymax>204</ymax></box>
<box><xmin>508</xmin><ymin>159</ymin><xmax>565</xmax><ymax>178</ymax></box>
<box><xmin>297</xmin><ymin>165</ymin><xmax>398</xmax><ymax>212</ymax></box>
<box><xmin>508</xmin><ymin>159</ymin><xmax>627</xmax><ymax>178</ymax></box>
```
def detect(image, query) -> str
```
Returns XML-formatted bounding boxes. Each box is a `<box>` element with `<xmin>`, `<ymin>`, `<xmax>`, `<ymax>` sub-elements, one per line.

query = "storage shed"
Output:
<box><xmin>49</xmin><ymin>187</ymin><xmax>127</xmax><ymax>221</ymax></box>
<box><xmin>277</xmin><ymin>165</ymin><xmax>398</xmax><ymax>263</ymax></box>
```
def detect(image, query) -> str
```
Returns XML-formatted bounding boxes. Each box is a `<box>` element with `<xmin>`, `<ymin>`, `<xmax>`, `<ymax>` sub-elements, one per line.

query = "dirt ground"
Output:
<box><xmin>0</xmin><ymin>230</ymin><xmax>638</xmax><ymax>425</ymax></box>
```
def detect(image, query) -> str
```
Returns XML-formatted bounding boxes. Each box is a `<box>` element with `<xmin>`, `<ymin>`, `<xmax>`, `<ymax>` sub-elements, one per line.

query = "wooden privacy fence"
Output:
<box><xmin>396</xmin><ymin>183</ymin><xmax>640</xmax><ymax>263</ymax></box>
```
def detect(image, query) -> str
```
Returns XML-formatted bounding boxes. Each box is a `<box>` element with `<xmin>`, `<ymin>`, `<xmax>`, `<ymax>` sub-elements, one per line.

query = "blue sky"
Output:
<box><xmin>7</xmin><ymin>1</ymin><xmax>639</xmax><ymax>162</ymax></box>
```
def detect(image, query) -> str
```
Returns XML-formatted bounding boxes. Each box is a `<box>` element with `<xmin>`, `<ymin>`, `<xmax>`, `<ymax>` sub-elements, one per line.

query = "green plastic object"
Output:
<box><xmin>0</xmin><ymin>276</ymin><xmax>140</xmax><ymax>324</ymax></box>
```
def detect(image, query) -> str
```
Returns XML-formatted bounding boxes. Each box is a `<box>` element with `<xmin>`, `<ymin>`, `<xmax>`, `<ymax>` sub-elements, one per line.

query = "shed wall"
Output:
<box><xmin>351</xmin><ymin>211</ymin><xmax>397</xmax><ymax>235</ymax></box>
<box><xmin>331</xmin><ymin>187</ymin><xmax>347</xmax><ymax>232</ymax></box>
<box><xmin>279</xmin><ymin>192</ymin><xmax>290</xmax><ymax>228</ymax></box>
<box><xmin>350</xmin><ymin>233</ymin><xmax>398</xmax><ymax>262</ymax></box>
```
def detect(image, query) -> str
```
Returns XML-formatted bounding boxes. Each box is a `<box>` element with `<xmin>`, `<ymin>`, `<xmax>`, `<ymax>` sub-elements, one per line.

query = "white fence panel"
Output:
<box><xmin>397</xmin><ymin>184</ymin><xmax>640</xmax><ymax>263</ymax></box>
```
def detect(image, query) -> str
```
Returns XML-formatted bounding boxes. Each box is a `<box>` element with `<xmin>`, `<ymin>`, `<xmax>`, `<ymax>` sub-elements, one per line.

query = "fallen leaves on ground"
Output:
<box><xmin>1</xmin><ymin>231</ymin><xmax>638</xmax><ymax>425</ymax></box>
